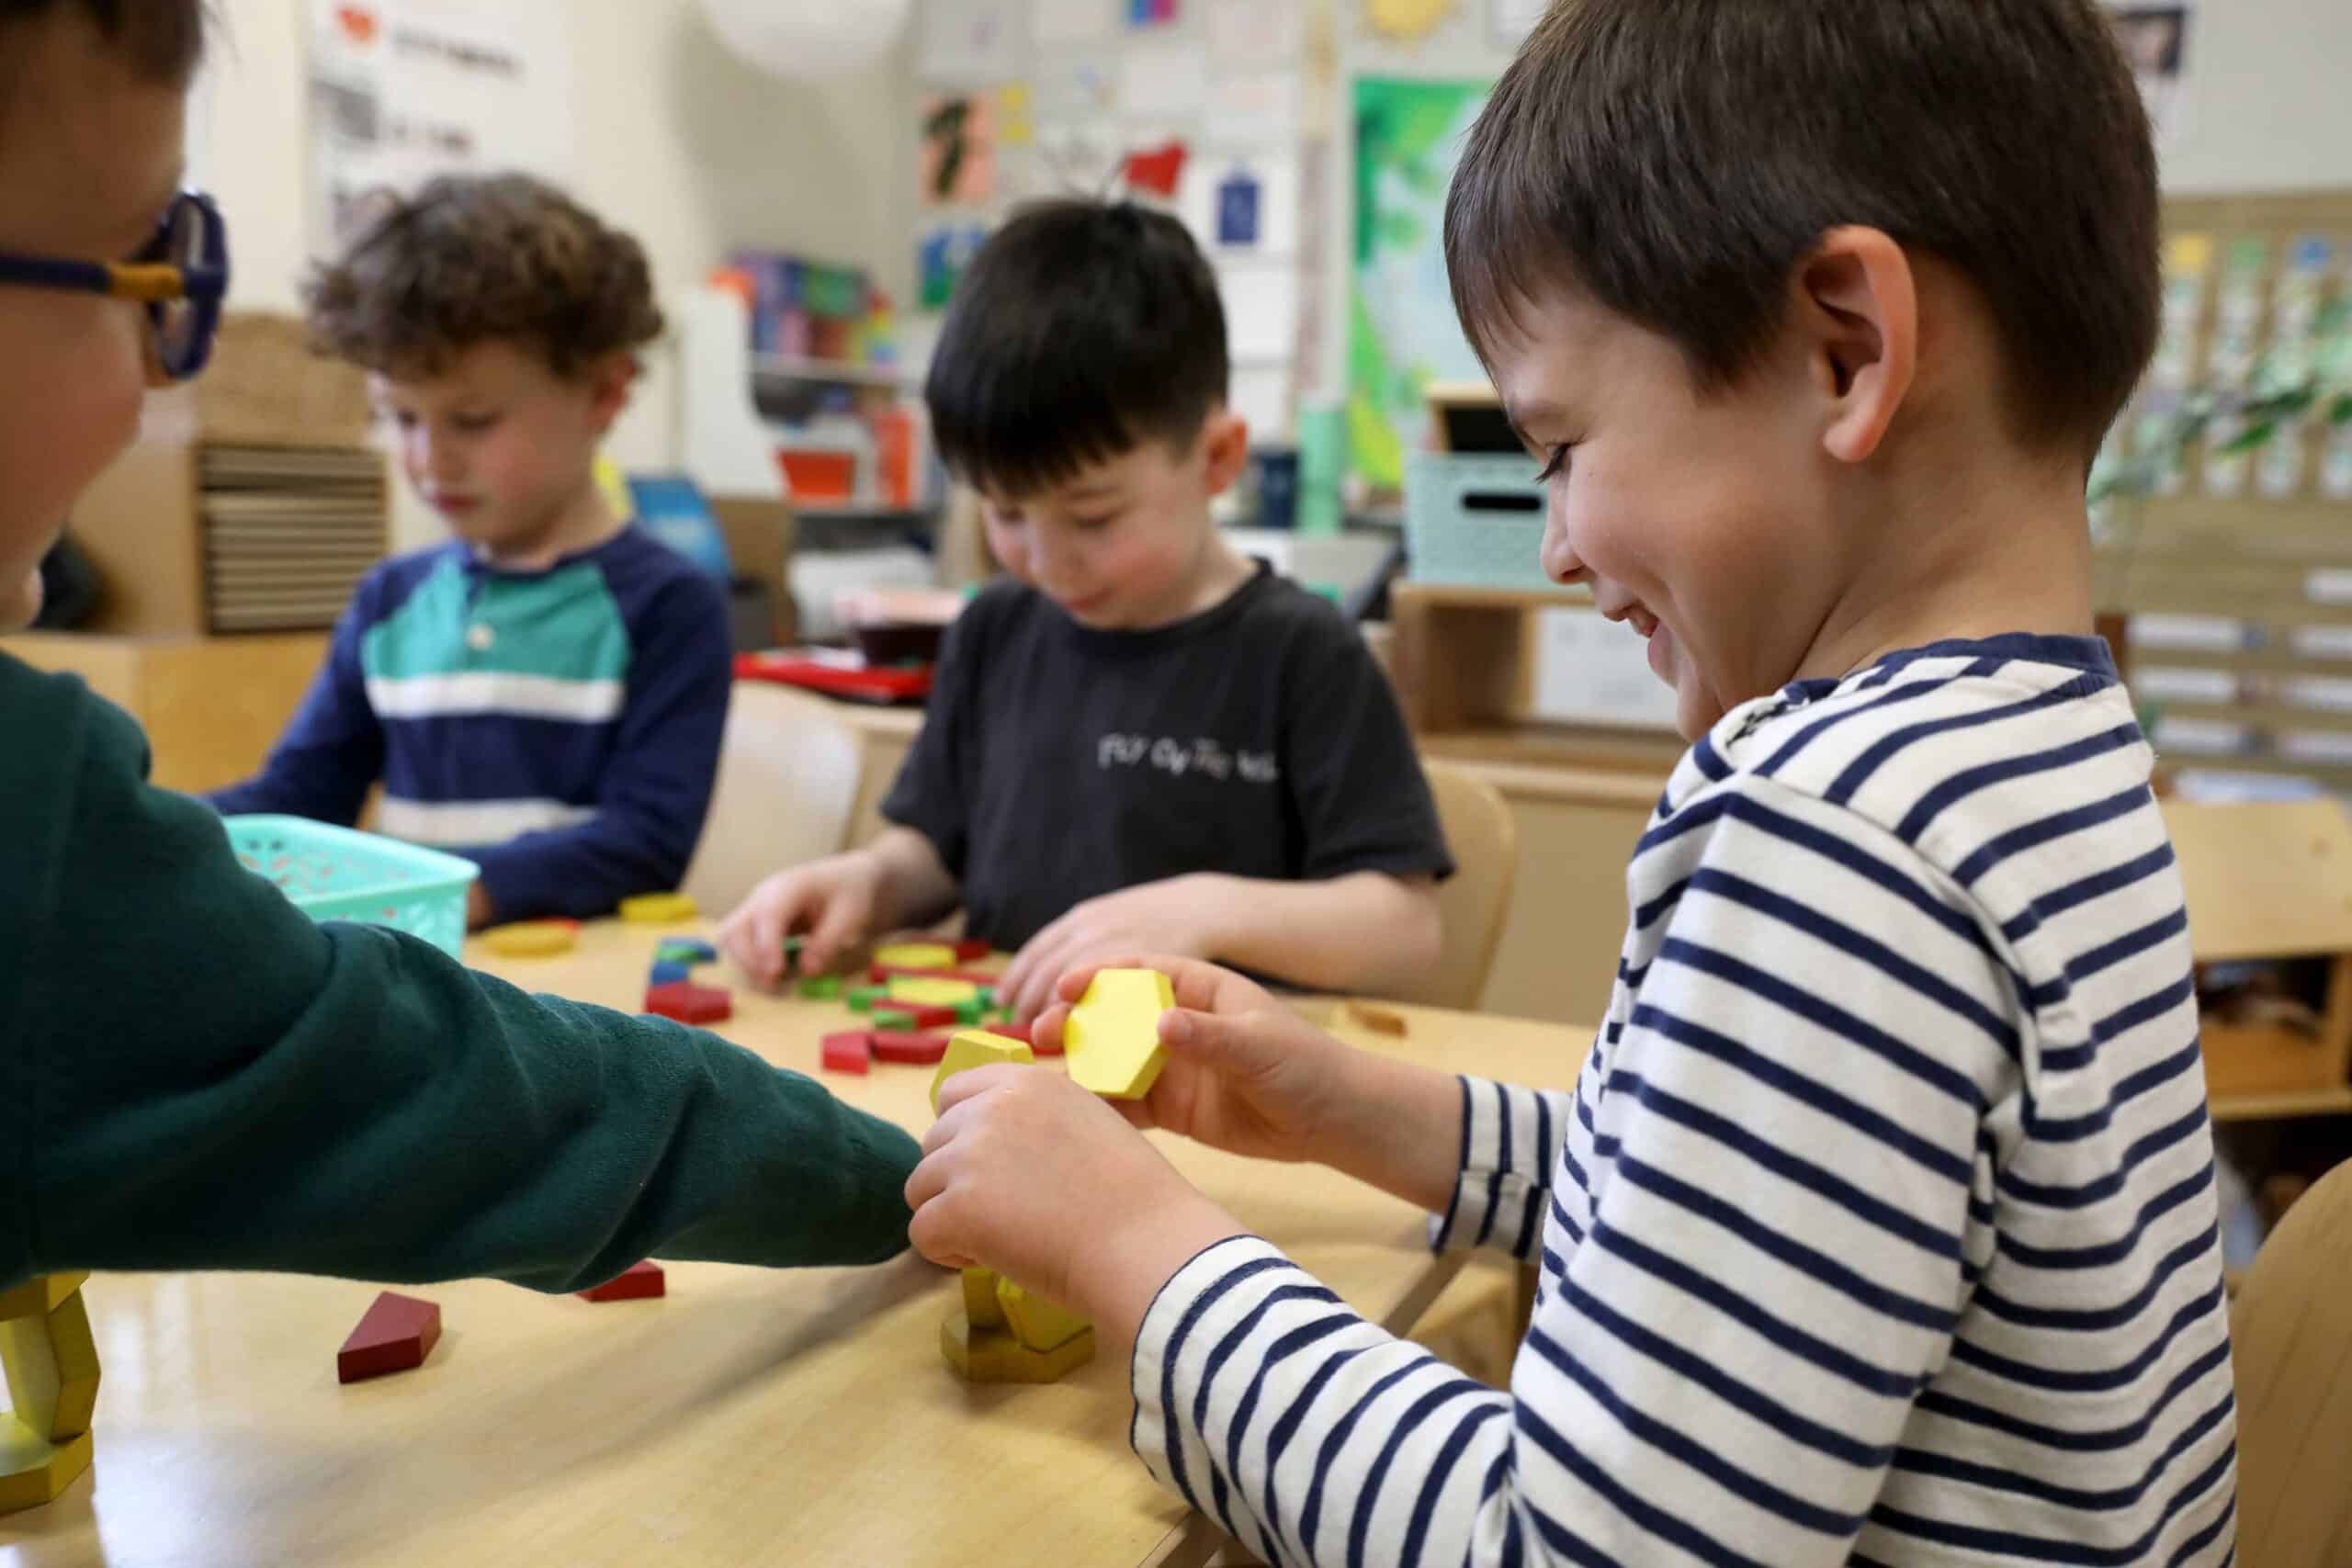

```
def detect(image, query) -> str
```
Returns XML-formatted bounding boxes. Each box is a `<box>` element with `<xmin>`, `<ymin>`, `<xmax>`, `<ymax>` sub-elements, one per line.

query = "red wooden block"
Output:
<box><xmin>578</xmin><ymin>1261</ymin><xmax>665</xmax><ymax>1303</ymax></box>
<box><xmin>821</xmin><ymin>1031</ymin><xmax>874</xmax><ymax>1075</ymax></box>
<box><xmin>953</xmin><ymin>939</ymin><xmax>992</xmax><ymax>963</ymax></box>
<box><xmin>645</xmin><ymin>981</ymin><xmax>732</xmax><ymax>1024</ymax></box>
<box><xmin>868</xmin><ymin>964</ymin><xmax>1001</xmax><ymax>986</ymax></box>
<box><xmin>871</xmin><ymin>1030</ymin><xmax>950</xmax><ymax>1065</ymax></box>
<box><xmin>893</xmin><ymin>1003</ymin><xmax>960</xmax><ymax>1031</ymax></box>
<box><xmin>337</xmin><ymin>1291</ymin><xmax>441</xmax><ymax>1383</ymax></box>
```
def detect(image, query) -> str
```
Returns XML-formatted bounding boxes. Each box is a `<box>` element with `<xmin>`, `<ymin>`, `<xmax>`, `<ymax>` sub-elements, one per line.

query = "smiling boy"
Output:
<box><xmin>904</xmin><ymin>2</ymin><xmax>2238</xmax><ymax>1562</ymax></box>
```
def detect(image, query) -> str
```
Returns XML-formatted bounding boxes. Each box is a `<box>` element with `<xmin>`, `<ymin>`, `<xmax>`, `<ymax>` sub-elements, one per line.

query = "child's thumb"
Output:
<box><xmin>1158</xmin><ymin>1007</ymin><xmax>1275</xmax><ymax>1072</ymax></box>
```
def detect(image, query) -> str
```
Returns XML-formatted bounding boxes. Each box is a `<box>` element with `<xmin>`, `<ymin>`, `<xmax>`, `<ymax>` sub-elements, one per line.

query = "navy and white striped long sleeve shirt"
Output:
<box><xmin>1131</xmin><ymin>633</ymin><xmax>2237</xmax><ymax>1566</ymax></box>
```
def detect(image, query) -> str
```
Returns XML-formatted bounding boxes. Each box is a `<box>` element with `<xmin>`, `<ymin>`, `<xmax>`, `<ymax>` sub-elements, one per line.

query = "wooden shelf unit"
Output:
<box><xmin>1386</xmin><ymin>582</ymin><xmax>1686</xmax><ymax>773</ymax></box>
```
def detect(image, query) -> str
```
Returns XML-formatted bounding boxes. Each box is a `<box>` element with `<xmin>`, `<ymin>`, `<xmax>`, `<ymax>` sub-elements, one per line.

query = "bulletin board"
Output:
<box><xmin>2098</xmin><ymin>189</ymin><xmax>2352</xmax><ymax>798</ymax></box>
<box><xmin>910</xmin><ymin>0</ymin><xmax>1321</xmax><ymax>442</ymax></box>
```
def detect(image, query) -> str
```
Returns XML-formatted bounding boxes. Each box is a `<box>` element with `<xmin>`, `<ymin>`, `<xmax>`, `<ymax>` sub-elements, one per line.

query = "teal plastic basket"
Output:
<box><xmin>1404</xmin><ymin>452</ymin><xmax>1555</xmax><ymax>592</ymax></box>
<box><xmin>224</xmin><ymin>815</ymin><xmax>479</xmax><ymax>956</ymax></box>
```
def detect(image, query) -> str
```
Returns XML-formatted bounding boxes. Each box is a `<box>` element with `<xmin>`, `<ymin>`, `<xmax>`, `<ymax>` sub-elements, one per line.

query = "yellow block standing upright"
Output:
<box><xmin>0</xmin><ymin>1271</ymin><xmax>99</xmax><ymax>1515</ymax></box>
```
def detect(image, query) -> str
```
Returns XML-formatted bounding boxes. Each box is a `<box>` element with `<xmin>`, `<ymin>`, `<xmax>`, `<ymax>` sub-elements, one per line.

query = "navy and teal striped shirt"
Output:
<box><xmin>209</xmin><ymin>527</ymin><xmax>731</xmax><ymax>921</ymax></box>
<box><xmin>1133</xmin><ymin>633</ymin><xmax>2237</xmax><ymax>1565</ymax></box>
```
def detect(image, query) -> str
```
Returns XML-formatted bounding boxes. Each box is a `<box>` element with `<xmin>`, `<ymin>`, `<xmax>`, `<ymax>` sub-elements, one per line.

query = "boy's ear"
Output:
<box><xmin>1794</xmin><ymin>226</ymin><xmax>1917</xmax><ymax>466</ymax></box>
<box><xmin>1198</xmin><ymin>408</ymin><xmax>1250</xmax><ymax>498</ymax></box>
<box><xmin>582</xmin><ymin>353</ymin><xmax>639</xmax><ymax>434</ymax></box>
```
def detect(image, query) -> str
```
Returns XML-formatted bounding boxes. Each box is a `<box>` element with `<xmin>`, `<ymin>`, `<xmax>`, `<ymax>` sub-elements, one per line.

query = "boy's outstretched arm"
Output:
<box><xmin>993</xmin><ymin>870</ymin><xmax>1442</xmax><ymax>1020</ymax></box>
<box><xmin>453</xmin><ymin>575</ymin><xmax>730</xmax><ymax>923</ymax></box>
<box><xmin>1</xmin><ymin>665</ymin><xmax>919</xmax><ymax>1293</ymax></box>
<box><xmin>205</xmin><ymin>594</ymin><xmax>384</xmax><ymax>826</ymax></box>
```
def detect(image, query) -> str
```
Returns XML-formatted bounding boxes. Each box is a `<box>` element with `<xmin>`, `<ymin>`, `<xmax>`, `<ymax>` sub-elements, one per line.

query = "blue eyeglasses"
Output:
<box><xmin>0</xmin><ymin>191</ymin><xmax>232</xmax><ymax>382</ymax></box>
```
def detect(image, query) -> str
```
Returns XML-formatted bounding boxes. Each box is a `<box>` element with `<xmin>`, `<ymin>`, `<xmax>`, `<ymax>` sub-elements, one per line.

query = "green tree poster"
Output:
<box><xmin>1350</xmin><ymin>77</ymin><xmax>1491</xmax><ymax>490</ymax></box>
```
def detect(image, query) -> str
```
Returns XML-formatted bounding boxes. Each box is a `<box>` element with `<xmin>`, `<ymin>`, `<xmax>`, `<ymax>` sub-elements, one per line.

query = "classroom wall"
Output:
<box><xmin>1308</xmin><ymin>0</ymin><xmax>2352</xmax><ymax>402</ymax></box>
<box><xmin>194</xmin><ymin>0</ymin><xmax>915</xmax><ymax>550</ymax></box>
<box><xmin>2158</xmin><ymin>0</ymin><xmax>2352</xmax><ymax>193</ymax></box>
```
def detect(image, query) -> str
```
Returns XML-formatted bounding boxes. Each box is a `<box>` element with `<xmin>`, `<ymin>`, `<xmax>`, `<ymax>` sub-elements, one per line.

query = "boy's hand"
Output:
<box><xmin>717</xmin><ymin>852</ymin><xmax>885</xmax><ymax>989</ymax></box>
<box><xmin>1035</xmin><ymin>957</ymin><xmax>1358</xmax><ymax>1167</ymax></box>
<box><xmin>908</xmin><ymin>1065</ymin><xmax>1245</xmax><ymax>1338</ymax></box>
<box><xmin>995</xmin><ymin>874</ymin><xmax>1229</xmax><ymax>1021</ymax></box>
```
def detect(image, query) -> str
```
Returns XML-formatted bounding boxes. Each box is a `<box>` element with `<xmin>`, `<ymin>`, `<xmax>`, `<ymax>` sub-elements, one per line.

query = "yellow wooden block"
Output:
<box><xmin>0</xmin><ymin>1273</ymin><xmax>87</xmax><ymax>1322</ymax></box>
<box><xmin>42</xmin><ymin>1294</ymin><xmax>98</xmax><ymax>1441</ymax></box>
<box><xmin>962</xmin><ymin>1268</ymin><xmax>1006</xmax><ymax>1330</ymax></box>
<box><xmin>481</xmin><ymin>920</ymin><xmax>577</xmax><ymax>958</ymax></box>
<box><xmin>888</xmin><ymin>976</ymin><xmax>981</xmax><ymax>1008</ymax></box>
<box><xmin>618</xmin><ymin>892</ymin><xmax>698</xmax><ymax>924</ymax></box>
<box><xmin>0</xmin><ymin>1424</ymin><xmax>93</xmax><ymax>1515</ymax></box>
<box><xmin>876</xmin><ymin>942</ymin><xmax>958</xmax><ymax>970</ymax></box>
<box><xmin>929</xmin><ymin>1030</ymin><xmax>1035</xmax><ymax>1113</ymax></box>
<box><xmin>0</xmin><ymin>1292</ymin><xmax>96</xmax><ymax>1443</ymax></box>
<box><xmin>939</xmin><ymin>1313</ymin><xmax>1096</xmax><ymax>1383</ymax></box>
<box><xmin>1064</xmin><ymin>968</ymin><xmax>1173</xmax><ymax>1100</ymax></box>
<box><xmin>994</xmin><ymin>1279</ymin><xmax>1091</xmax><ymax>1353</ymax></box>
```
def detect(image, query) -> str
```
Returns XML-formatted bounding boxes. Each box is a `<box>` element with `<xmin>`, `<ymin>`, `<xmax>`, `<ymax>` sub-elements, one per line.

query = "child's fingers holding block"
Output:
<box><xmin>1064</xmin><ymin>968</ymin><xmax>1174</xmax><ymax>1100</ymax></box>
<box><xmin>930</xmin><ymin>1029</ymin><xmax>1035</xmax><ymax>1114</ymax></box>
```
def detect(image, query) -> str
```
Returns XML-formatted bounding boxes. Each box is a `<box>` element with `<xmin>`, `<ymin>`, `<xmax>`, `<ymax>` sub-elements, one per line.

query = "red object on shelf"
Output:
<box><xmin>777</xmin><ymin>448</ymin><xmax>856</xmax><ymax>502</ymax></box>
<box><xmin>734</xmin><ymin>650</ymin><xmax>933</xmax><ymax>705</ymax></box>
<box><xmin>1125</xmin><ymin>141</ymin><xmax>1187</xmax><ymax>198</ymax></box>
<box><xmin>578</xmin><ymin>1262</ymin><xmax>666</xmax><ymax>1303</ymax></box>
<box><xmin>337</xmin><ymin>1292</ymin><xmax>441</xmax><ymax>1383</ymax></box>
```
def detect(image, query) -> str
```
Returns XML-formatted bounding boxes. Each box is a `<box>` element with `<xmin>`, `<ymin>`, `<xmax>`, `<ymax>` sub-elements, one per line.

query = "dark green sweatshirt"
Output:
<box><xmin>0</xmin><ymin>653</ymin><xmax>920</xmax><ymax>1294</ymax></box>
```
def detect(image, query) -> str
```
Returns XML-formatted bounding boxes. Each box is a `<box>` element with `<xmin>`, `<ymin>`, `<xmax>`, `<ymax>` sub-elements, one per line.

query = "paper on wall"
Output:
<box><xmin>1180</xmin><ymin>152</ymin><xmax>1299</xmax><ymax>255</ymax></box>
<box><xmin>1204</xmin><ymin>71</ymin><xmax>1304</xmax><ymax>145</ymax></box>
<box><xmin>1118</xmin><ymin>39</ymin><xmax>1210</xmax><ymax>118</ymax></box>
<box><xmin>920</xmin><ymin>0</ymin><xmax>1023</xmax><ymax>82</ymax></box>
<box><xmin>1206</xmin><ymin>0</ymin><xmax>1304</xmax><ymax>62</ymax></box>
<box><xmin>306</xmin><ymin>0</ymin><xmax>575</xmax><ymax>254</ymax></box>
<box><xmin>1217</xmin><ymin>259</ymin><xmax>1300</xmax><ymax>362</ymax></box>
<box><xmin>1029</xmin><ymin>0</ymin><xmax>1112</xmax><ymax>46</ymax></box>
<box><xmin>1231</xmin><ymin>363</ymin><xmax>1295</xmax><ymax>443</ymax></box>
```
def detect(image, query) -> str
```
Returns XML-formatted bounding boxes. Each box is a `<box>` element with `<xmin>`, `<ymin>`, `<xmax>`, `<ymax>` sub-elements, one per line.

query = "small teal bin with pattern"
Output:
<box><xmin>1404</xmin><ymin>452</ymin><xmax>1555</xmax><ymax>592</ymax></box>
<box><xmin>225</xmin><ymin>815</ymin><xmax>478</xmax><ymax>957</ymax></box>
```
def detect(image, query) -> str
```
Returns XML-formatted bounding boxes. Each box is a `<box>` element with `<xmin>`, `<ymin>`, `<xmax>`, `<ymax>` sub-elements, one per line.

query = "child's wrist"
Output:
<box><xmin>1082</xmin><ymin>1190</ymin><xmax>1249</xmax><ymax>1348</ymax></box>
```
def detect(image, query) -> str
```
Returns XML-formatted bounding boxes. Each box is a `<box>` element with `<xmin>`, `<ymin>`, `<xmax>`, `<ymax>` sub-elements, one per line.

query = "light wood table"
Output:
<box><xmin>5</xmin><ymin>922</ymin><xmax>1585</xmax><ymax>1568</ymax></box>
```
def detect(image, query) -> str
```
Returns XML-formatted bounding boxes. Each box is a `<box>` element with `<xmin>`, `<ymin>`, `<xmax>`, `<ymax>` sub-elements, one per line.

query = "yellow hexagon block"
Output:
<box><xmin>939</xmin><ymin>1313</ymin><xmax>1096</xmax><ymax>1383</ymax></box>
<box><xmin>0</xmin><ymin>1293</ymin><xmax>98</xmax><ymax>1444</ymax></box>
<box><xmin>618</xmin><ymin>892</ymin><xmax>698</xmax><ymax>925</ymax></box>
<box><xmin>995</xmin><ymin>1279</ymin><xmax>1091</xmax><ymax>1353</ymax></box>
<box><xmin>888</xmin><ymin>976</ymin><xmax>982</xmax><ymax>1008</ymax></box>
<box><xmin>0</xmin><ymin>1273</ymin><xmax>86</xmax><ymax>1322</ymax></box>
<box><xmin>1064</xmin><ymin>968</ymin><xmax>1173</xmax><ymax>1100</ymax></box>
<box><xmin>481</xmin><ymin>920</ymin><xmax>577</xmax><ymax>958</ymax></box>
<box><xmin>929</xmin><ymin>1030</ymin><xmax>1035</xmax><ymax>1113</ymax></box>
<box><xmin>876</xmin><ymin>942</ymin><xmax>958</xmax><ymax>970</ymax></box>
<box><xmin>962</xmin><ymin>1268</ymin><xmax>1007</xmax><ymax>1330</ymax></box>
<box><xmin>0</xmin><ymin>1424</ymin><xmax>93</xmax><ymax>1515</ymax></box>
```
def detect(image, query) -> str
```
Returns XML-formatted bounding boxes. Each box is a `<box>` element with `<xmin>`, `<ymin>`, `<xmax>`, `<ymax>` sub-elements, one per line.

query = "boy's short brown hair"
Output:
<box><xmin>0</xmin><ymin>0</ymin><xmax>204</xmax><ymax>83</ymax></box>
<box><xmin>1445</xmin><ymin>0</ymin><xmax>2159</xmax><ymax>464</ymax></box>
<box><xmin>305</xmin><ymin>173</ymin><xmax>663</xmax><ymax>379</ymax></box>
